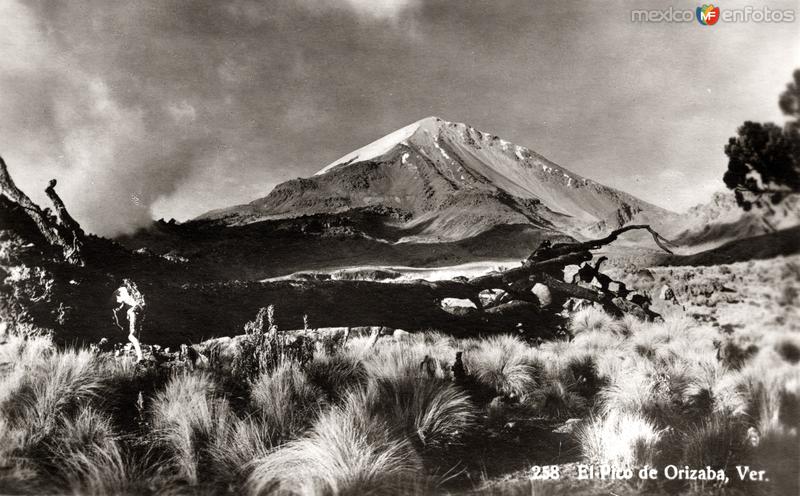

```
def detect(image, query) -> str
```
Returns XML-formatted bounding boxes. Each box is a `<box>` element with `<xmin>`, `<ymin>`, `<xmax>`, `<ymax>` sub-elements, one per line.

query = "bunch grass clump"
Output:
<box><xmin>569</xmin><ymin>307</ymin><xmax>619</xmax><ymax>336</ymax></box>
<box><xmin>578</xmin><ymin>411</ymin><xmax>663</xmax><ymax>469</ymax></box>
<box><xmin>361</xmin><ymin>375</ymin><xmax>476</xmax><ymax>450</ymax></box>
<box><xmin>249</xmin><ymin>362</ymin><xmax>327</xmax><ymax>444</ymax></box>
<box><xmin>246</xmin><ymin>392</ymin><xmax>429</xmax><ymax>496</ymax></box>
<box><xmin>150</xmin><ymin>371</ymin><xmax>233</xmax><ymax>485</ymax></box>
<box><xmin>463</xmin><ymin>335</ymin><xmax>542</xmax><ymax>400</ymax></box>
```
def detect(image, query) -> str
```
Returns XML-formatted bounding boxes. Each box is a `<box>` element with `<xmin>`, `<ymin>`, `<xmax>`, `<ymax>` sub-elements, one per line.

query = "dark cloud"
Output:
<box><xmin>0</xmin><ymin>0</ymin><xmax>797</xmax><ymax>234</ymax></box>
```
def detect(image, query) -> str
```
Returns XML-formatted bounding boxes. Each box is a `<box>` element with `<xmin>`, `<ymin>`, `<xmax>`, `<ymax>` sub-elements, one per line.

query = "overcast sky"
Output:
<box><xmin>1</xmin><ymin>0</ymin><xmax>798</xmax><ymax>235</ymax></box>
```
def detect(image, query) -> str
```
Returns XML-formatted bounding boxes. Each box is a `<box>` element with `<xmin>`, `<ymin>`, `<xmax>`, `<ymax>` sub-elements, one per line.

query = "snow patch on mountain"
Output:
<box><xmin>316</xmin><ymin>119</ymin><xmax>426</xmax><ymax>175</ymax></box>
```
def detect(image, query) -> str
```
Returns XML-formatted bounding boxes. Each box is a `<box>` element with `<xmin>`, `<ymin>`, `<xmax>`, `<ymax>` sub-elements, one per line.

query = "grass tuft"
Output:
<box><xmin>578</xmin><ymin>411</ymin><xmax>663</xmax><ymax>469</ymax></box>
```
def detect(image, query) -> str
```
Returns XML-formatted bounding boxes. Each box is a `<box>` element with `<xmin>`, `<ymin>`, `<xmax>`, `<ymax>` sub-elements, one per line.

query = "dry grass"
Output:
<box><xmin>463</xmin><ymin>335</ymin><xmax>543</xmax><ymax>399</ymax></box>
<box><xmin>249</xmin><ymin>362</ymin><xmax>327</xmax><ymax>443</ymax></box>
<box><xmin>578</xmin><ymin>411</ymin><xmax>664</xmax><ymax>468</ymax></box>
<box><xmin>46</xmin><ymin>406</ymin><xmax>152</xmax><ymax>496</ymax></box>
<box><xmin>678</xmin><ymin>413</ymin><xmax>751</xmax><ymax>491</ymax></box>
<box><xmin>0</xmin><ymin>346</ymin><xmax>104</xmax><ymax>458</ymax></box>
<box><xmin>569</xmin><ymin>307</ymin><xmax>619</xmax><ymax>336</ymax></box>
<box><xmin>362</xmin><ymin>375</ymin><xmax>476</xmax><ymax>450</ymax></box>
<box><xmin>150</xmin><ymin>371</ymin><xmax>232</xmax><ymax>484</ymax></box>
<box><xmin>304</xmin><ymin>352</ymin><xmax>368</xmax><ymax>402</ymax></box>
<box><xmin>529</xmin><ymin>380</ymin><xmax>587</xmax><ymax>420</ymax></box>
<box><xmin>0</xmin><ymin>261</ymin><xmax>797</xmax><ymax>496</ymax></box>
<box><xmin>246</xmin><ymin>391</ymin><xmax>429</xmax><ymax>495</ymax></box>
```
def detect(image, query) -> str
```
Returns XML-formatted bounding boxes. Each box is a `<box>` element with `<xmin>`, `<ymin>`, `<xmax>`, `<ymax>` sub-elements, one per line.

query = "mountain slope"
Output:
<box><xmin>201</xmin><ymin>117</ymin><xmax>671</xmax><ymax>242</ymax></box>
<box><xmin>664</xmin><ymin>191</ymin><xmax>800</xmax><ymax>251</ymax></box>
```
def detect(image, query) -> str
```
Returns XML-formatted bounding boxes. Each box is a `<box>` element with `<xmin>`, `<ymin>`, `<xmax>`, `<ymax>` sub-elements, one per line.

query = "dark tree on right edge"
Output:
<box><xmin>723</xmin><ymin>69</ymin><xmax>800</xmax><ymax>212</ymax></box>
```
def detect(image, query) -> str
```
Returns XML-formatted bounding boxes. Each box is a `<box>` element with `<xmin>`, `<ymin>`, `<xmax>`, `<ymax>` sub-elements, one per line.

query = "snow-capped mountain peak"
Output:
<box><xmin>201</xmin><ymin>116</ymin><xmax>671</xmax><ymax>242</ymax></box>
<box><xmin>316</xmin><ymin>116</ymin><xmax>448</xmax><ymax>176</ymax></box>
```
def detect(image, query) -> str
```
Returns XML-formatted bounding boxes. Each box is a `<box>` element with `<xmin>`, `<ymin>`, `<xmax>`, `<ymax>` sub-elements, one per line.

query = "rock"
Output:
<box><xmin>440</xmin><ymin>297</ymin><xmax>477</xmax><ymax>316</ymax></box>
<box><xmin>531</xmin><ymin>283</ymin><xmax>553</xmax><ymax>308</ymax></box>
<box><xmin>636</xmin><ymin>269</ymin><xmax>655</xmax><ymax>282</ymax></box>
<box><xmin>478</xmin><ymin>289</ymin><xmax>507</xmax><ymax>307</ymax></box>
<box><xmin>608</xmin><ymin>281</ymin><xmax>625</xmax><ymax>294</ymax></box>
<box><xmin>563</xmin><ymin>264</ymin><xmax>580</xmax><ymax>283</ymax></box>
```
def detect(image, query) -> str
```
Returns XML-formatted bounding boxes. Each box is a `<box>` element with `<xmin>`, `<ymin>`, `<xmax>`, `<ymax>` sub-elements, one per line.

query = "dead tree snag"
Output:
<box><xmin>0</xmin><ymin>156</ymin><xmax>84</xmax><ymax>265</ymax></box>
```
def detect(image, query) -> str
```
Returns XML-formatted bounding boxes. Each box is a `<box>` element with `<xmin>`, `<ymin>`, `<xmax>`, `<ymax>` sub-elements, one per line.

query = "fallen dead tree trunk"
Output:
<box><xmin>423</xmin><ymin>225</ymin><xmax>674</xmax><ymax>315</ymax></box>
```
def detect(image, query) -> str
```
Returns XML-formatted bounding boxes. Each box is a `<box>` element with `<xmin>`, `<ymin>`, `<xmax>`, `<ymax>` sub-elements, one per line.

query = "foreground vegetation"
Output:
<box><xmin>0</xmin><ymin>293</ymin><xmax>797</xmax><ymax>495</ymax></box>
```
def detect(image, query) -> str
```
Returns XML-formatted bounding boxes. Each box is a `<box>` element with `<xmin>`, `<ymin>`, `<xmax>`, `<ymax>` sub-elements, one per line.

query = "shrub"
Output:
<box><xmin>231</xmin><ymin>305</ymin><xmax>315</xmax><ymax>382</ymax></box>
